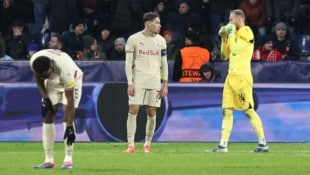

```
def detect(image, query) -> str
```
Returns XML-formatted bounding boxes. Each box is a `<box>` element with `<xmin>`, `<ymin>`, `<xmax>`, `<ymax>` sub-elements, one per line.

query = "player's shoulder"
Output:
<box><xmin>155</xmin><ymin>33</ymin><xmax>166</xmax><ymax>42</ymax></box>
<box><xmin>128</xmin><ymin>31</ymin><xmax>143</xmax><ymax>41</ymax></box>
<box><xmin>239</xmin><ymin>26</ymin><xmax>254</xmax><ymax>42</ymax></box>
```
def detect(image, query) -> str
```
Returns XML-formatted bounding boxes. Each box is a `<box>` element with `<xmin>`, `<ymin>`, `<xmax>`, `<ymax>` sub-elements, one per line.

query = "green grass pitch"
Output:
<box><xmin>0</xmin><ymin>142</ymin><xmax>309</xmax><ymax>175</ymax></box>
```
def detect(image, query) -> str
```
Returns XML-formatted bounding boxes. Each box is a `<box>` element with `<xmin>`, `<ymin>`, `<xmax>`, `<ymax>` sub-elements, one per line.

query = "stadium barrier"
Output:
<box><xmin>0</xmin><ymin>61</ymin><xmax>310</xmax><ymax>142</ymax></box>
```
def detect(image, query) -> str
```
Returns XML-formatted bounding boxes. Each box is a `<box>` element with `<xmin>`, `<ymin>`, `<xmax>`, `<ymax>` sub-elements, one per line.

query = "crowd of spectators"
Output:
<box><xmin>0</xmin><ymin>0</ymin><xmax>309</xmax><ymax>61</ymax></box>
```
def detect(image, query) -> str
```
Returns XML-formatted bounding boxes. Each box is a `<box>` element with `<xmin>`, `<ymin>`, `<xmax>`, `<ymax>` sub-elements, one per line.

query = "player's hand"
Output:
<box><xmin>225</xmin><ymin>23</ymin><xmax>236</xmax><ymax>38</ymax></box>
<box><xmin>64</xmin><ymin>126</ymin><xmax>76</xmax><ymax>145</ymax></box>
<box><xmin>218</xmin><ymin>26</ymin><xmax>228</xmax><ymax>38</ymax></box>
<box><xmin>127</xmin><ymin>84</ymin><xmax>135</xmax><ymax>97</ymax></box>
<box><xmin>41</xmin><ymin>98</ymin><xmax>53</xmax><ymax>118</ymax></box>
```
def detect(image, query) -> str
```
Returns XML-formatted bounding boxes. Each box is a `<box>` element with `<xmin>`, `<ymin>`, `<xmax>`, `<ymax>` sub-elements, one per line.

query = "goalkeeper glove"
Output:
<box><xmin>41</xmin><ymin>98</ymin><xmax>53</xmax><ymax>118</ymax></box>
<box><xmin>218</xmin><ymin>26</ymin><xmax>228</xmax><ymax>38</ymax></box>
<box><xmin>64</xmin><ymin>126</ymin><xmax>76</xmax><ymax>145</ymax></box>
<box><xmin>225</xmin><ymin>23</ymin><xmax>236</xmax><ymax>38</ymax></box>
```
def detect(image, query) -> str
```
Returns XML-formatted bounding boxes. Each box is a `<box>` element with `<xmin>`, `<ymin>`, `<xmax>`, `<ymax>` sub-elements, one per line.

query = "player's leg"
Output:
<box><xmin>241</xmin><ymin>77</ymin><xmax>268</xmax><ymax>152</ymax></box>
<box><xmin>124</xmin><ymin>87</ymin><xmax>144</xmax><ymax>153</ymax></box>
<box><xmin>143</xmin><ymin>89</ymin><xmax>161</xmax><ymax>153</ymax></box>
<box><xmin>33</xmin><ymin>102</ymin><xmax>59</xmax><ymax>169</ymax></box>
<box><xmin>124</xmin><ymin>104</ymin><xmax>140</xmax><ymax>153</ymax></box>
<box><xmin>208</xmin><ymin>77</ymin><xmax>234</xmax><ymax>153</ymax></box>
<box><xmin>61</xmin><ymin>118</ymin><xmax>75</xmax><ymax>169</ymax></box>
<box><xmin>144</xmin><ymin>106</ymin><xmax>157</xmax><ymax>153</ymax></box>
<box><xmin>244</xmin><ymin>108</ymin><xmax>268</xmax><ymax>152</ymax></box>
<box><xmin>60</xmin><ymin>78</ymin><xmax>82</xmax><ymax>169</ymax></box>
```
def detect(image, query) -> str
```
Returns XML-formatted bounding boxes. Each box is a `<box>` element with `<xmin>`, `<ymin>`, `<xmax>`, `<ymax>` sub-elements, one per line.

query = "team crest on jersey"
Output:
<box><xmin>155</xmin><ymin>42</ymin><xmax>160</xmax><ymax>49</ymax></box>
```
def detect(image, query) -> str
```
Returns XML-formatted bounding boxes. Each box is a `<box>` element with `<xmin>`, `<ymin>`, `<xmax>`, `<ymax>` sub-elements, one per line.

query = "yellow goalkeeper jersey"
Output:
<box><xmin>221</xmin><ymin>26</ymin><xmax>254</xmax><ymax>76</ymax></box>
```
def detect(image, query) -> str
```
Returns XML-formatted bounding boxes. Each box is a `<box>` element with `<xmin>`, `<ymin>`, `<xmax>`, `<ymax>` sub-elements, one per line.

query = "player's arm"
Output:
<box><xmin>125</xmin><ymin>37</ymin><xmax>135</xmax><ymax>96</ymax></box>
<box><xmin>218</xmin><ymin>26</ymin><xmax>229</xmax><ymax>61</ymax></box>
<box><xmin>125</xmin><ymin>51</ymin><xmax>134</xmax><ymax>85</ymax></box>
<box><xmin>64</xmin><ymin>87</ymin><xmax>75</xmax><ymax>126</ymax></box>
<box><xmin>35</xmin><ymin>75</ymin><xmax>54</xmax><ymax>118</ymax></box>
<box><xmin>227</xmin><ymin>25</ymin><xmax>253</xmax><ymax>56</ymax></box>
<box><xmin>34</xmin><ymin>75</ymin><xmax>48</xmax><ymax>98</ymax></box>
<box><xmin>160</xmin><ymin>47</ymin><xmax>168</xmax><ymax>98</ymax></box>
<box><xmin>220</xmin><ymin>39</ymin><xmax>230</xmax><ymax>61</ymax></box>
<box><xmin>63</xmin><ymin>81</ymin><xmax>76</xmax><ymax>146</ymax></box>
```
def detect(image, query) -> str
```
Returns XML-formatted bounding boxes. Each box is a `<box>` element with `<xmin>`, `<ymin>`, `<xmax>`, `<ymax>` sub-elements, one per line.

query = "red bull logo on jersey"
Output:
<box><xmin>138</xmin><ymin>49</ymin><xmax>160</xmax><ymax>56</ymax></box>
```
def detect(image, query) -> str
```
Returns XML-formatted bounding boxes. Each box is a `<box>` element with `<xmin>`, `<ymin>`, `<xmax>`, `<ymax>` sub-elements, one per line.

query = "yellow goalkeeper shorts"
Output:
<box><xmin>222</xmin><ymin>74</ymin><xmax>254</xmax><ymax>110</ymax></box>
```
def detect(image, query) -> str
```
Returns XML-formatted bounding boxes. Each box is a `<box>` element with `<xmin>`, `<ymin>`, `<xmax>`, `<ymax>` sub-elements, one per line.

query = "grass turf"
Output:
<box><xmin>0</xmin><ymin>142</ymin><xmax>309</xmax><ymax>175</ymax></box>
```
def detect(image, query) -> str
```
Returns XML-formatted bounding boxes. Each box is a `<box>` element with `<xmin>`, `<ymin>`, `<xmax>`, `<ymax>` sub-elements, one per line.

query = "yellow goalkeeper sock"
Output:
<box><xmin>244</xmin><ymin>109</ymin><xmax>266</xmax><ymax>145</ymax></box>
<box><xmin>219</xmin><ymin>109</ymin><xmax>233</xmax><ymax>147</ymax></box>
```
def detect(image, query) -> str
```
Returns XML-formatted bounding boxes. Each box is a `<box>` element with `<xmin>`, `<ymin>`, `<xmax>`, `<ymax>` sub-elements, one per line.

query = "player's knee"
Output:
<box><xmin>244</xmin><ymin>108</ymin><xmax>255</xmax><ymax>117</ymax></box>
<box><xmin>128</xmin><ymin>105</ymin><xmax>140</xmax><ymax>115</ymax></box>
<box><xmin>147</xmin><ymin>107</ymin><xmax>157</xmax><ymax>117</ymax></box>
<box><xmin>222</xmin><ymin>108</ymin><xmax>233</xmax><ymax>118</ymax></box>
<box><xmin>43</xmin><ymin>115</ymin><xmax>55</xmax><ymax>123</ymax></box>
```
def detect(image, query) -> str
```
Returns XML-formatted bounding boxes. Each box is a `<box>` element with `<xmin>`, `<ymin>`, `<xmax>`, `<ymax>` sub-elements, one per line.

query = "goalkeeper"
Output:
<box><xmin>30</xmin><ymin>49</ymin><xmax>83</xmax><ymax>169</ymax></box>
<box><xmin>207</xmin><ymin>9</ymin><xmax>268</xmax><ymax>153</ymax></box>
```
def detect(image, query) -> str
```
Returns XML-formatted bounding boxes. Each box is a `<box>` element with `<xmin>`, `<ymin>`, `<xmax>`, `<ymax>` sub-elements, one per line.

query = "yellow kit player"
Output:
<box><xmin>208</xmin><ymin>9</ymin><xmax>268</xmax><ymax>153</ymax></box>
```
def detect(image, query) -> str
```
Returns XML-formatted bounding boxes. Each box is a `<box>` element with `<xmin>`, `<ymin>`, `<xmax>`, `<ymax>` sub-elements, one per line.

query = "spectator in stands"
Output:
<box><xmin>49</xmin><ymin>0</ymin><xmax>79</xmax><ymax>34</ymax></box>
<box><xmin>81</xmin><ymin>35</ymin><xmax>106</xmax><ymax>61</ymax></box>
<box><xmin>0</xmin><ymin>34</ymin><xmax>13</xmax><ymax>60</ymax></box>
<box><xmin>206</xmin><ymin>0</ymin><xmax>238</xmax><ymax>35</ymax></box>
<box><xmin>172</xmin><ymin>30</ymin><xmax>210</xmax><ymax>82</ymax></box>
<box><xmin>297</xmin><ymin>0</ymin><xmax>310</xmax><ymax>34</ymax></box>
<box><xmin>162</xmin><ymin>29</ymin><xmax>179</xmax><ymax>60</ymax></box>
<box><xmin>30</xmin><ymin>0</ymin><xmax>49</xmax><ymax>40</ymax></box>
<box><xmin>151</xmin><ymin>0</ymin><xmax>168</xmax><ymax>33</ymax></box>
<box><xmin>5</xmin><ymin>19</ymin><xmax>31</xmax><ymax>60</ymax></box>
<box><xmin>108</xmin><ymin>37</ymin><xmax>126</xmax><ymax>60</ymax></box>
<box><xmin>188</xmin><ymin>22</ymin><xmax>213</xmax><ymax>54</ymax></box>
<box><xmin>272</xmin><ymin>22</ymin><xmax>300</xmax><ymax>60</ymax></box>
<box><xmin>110</xmin><ymin>0</ymin><xmax>144</xmax><ymax>38</ymax></box>
<box><xmin>239</xmin><ymin>0</ymin><xmax>267</xmax><ymax>39</ymax></box>
<box><xmin>97</xmin><ymin>25</ymin><xmax>115</xmax><ymax>57</ymax></box>
<box><xmin>191</xmin><ymin>0</ymin><xmax>211</xmax><ymax>34</ymax></box>
<box><xmin>165</xmin><ymin>1</ymin><xmax>202</xmax><ymax>40</ymax></box>
<box><xmin>9</xmin><ymin>0</ymin><xmax>34</xmax><ymax>34</ymax></box>
<box><xmin>26</xmin><ymin>42</ymin><xmax>41</xmax><ymax>59</ymax></box>
<box><xmin>265</xmin><ymin>0</ymin><xmax>301</xmax><ymax>34</ymax></box>
<box><xmin>48</xmin><ymin>33</ymin><xmax>64</xmax><ymax>50</ymax></box>
<box><xmin>199</xmin><ymin>62</ymin><xmax>221</xmax><ymax>82</ymax></box>
<box><xmin>163</xmin><ymin>0</ymin><xmax>178</xmax><ymax>14</ymax></box>
<box><xmin>62</xmin><ymin>19</ymin><xmax>89</xmax><ymax>60</ymax></box>
<box><xmin>252</xmin><ymin>35</ymin><xmax>282</xmax><ymax>61</ymax></box>
<box><xmin>0</xmin><ymin>0</ymin><xmax>14</xmax><ymax>36</ymax></box>
<box><xmin>80</xmin><ymin>0</ymin><xmax>107</xmax><ymax>39</ymax></box>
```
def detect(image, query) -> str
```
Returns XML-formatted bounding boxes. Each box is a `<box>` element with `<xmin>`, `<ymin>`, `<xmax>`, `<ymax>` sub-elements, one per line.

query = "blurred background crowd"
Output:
<box><xmin>0</xmin><ymin>0</ymin><xmax>309</xmax><ymax>62</ymax></box>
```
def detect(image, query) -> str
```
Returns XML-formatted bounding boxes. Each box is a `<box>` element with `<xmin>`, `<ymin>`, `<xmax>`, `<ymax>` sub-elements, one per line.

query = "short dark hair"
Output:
<box><xmin>51</xmin><ymin>33</ymin><xmax>64</xmax><ymax>45</ymax></box>
<box><xmin>185</xmin><ymin>30</ymin><xmax>199</xmax><ymax>43</ymax></box>
<box><xmin>32</xmin><ymin>56</ymin><xmax>51</xmax><ymax>74</ymax></box>
<box><xmin>143</xmin><ymin>12</ymin><xmax>159</xmax><ymax>23</ymax></box>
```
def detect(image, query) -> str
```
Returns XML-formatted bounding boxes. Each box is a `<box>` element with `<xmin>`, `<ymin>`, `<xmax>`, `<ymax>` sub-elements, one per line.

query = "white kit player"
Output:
<box><xmin>29</xmin><ymin>49</ymin><xmax>83</xmax><ymax>169</ymax></box>
<box><xmin>124</xmin><ymin>12</ymin><xmax>169</xmax><ymax>154</ymax></box>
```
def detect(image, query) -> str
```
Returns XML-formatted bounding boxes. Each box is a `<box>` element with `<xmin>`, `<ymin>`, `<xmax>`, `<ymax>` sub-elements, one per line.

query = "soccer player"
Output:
<box><xmin>30</xmin><ymin>49</ymin><xmax>83</xmax><ymax>169</ymax></box>
<box><xmin>208</xmin><ymin>9</ymin><xmax>268</xmax><ymax>153</ymax></box>
<box><xmin>124</xmin><ymin>12</ymin><xmax>168</xmax><ymax>154</ymax></box>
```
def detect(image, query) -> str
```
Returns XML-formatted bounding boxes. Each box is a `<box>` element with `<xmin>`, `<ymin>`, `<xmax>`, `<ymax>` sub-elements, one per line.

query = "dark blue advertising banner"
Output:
<box><xmin>1</xmin><ymin>83</ymin><xmax>309</xmax><ymax>142</ymax></box>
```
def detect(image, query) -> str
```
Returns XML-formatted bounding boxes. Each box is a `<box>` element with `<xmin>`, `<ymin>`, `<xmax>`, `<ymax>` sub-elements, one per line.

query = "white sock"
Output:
<box><xmin>63</xmin><ymin>122</ymin><xmax>74</xmax><ymax>163</ymax></box>
<box><xmin>43</xmin><ymin>123</ymin><xmax>55</xmax><ymax>163</ymax></box>
<box><xmin>144</xmin><ymin>116</ymin><xmax>156</xmax><ymax>147</ymax></box>
<box><xmin>258</xmin><ymin>138</ymin><xmax>267</xmax><ymax>145</ymax></box>
<box><xmin>126</xmin><ymin>113</ymin><xmax>137</xmax><ymax>147</ymax></box>
<box><xmin>219</xmin><ymin>141</ymin><xmax>228</xmax><ymax>148</ymax></box>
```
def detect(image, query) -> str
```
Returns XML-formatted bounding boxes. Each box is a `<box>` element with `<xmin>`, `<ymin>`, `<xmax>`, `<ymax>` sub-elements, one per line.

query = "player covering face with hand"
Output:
<box><xmin>208</xmin><ymin>9</ymin><xmax>268</xmax><ymax>153</ymax></box>
<box><xmin>30</xmin><ymin>49</ymin><xmax>83</xmax><ymax>169</ymax></box>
